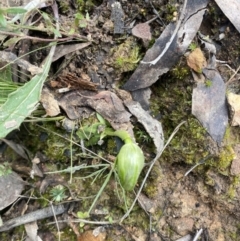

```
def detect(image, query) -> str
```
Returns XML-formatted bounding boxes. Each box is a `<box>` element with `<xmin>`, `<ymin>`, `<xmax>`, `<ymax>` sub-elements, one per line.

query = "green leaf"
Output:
<box><xmin>53</xmin><ymin>28</ymin><xmax>62</xmax><ymax>38</ymax></box>
<box><xmin>0</xmin><ymin>13</ymin><xmax>6</xmax><ymax>27</ymax></box>
<box><xmin>0</xmin><ymin>46</ymin><xmax>55</xmax><ymax>138</ymax></box>
<box><xmin>5</xmin><ymin>7</ymin><xmax>27</xmax><ymax>14</ymax></box>
<box><xmin>0</xmin><ymin>9</ymin><xmax>5</xmax><ymax>14</ymax></box>
<box><xmin>77</xmin><ymin>211</ymin><xmax>89</xmax><ymax>219</ymax></box>
<box><xmin>76</xmin><ymin>122</ymin><xmax>105</xmax><ymax>146</ymax></box>
<box><xmin>96</xmin><ymin>113</ymin><xmax>106</xmax><ymax>125</ymax></box>
<box><xmin>75</xmin><ymin>13</ymin><xmax>84</xmax><ymax>20</ymax></box>
<box><xmin>85</xmin><ymin>12</ymin><xmax>90</xmax><ymax>21</ymax></box>
<box><xmin>0</xmin><ymin>64</ymin><xmax>16</xmax><ymax>105</ymax></box>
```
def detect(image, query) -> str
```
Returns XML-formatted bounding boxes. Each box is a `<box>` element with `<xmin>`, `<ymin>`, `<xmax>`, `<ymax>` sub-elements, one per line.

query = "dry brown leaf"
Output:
<box><xmin>25</xmin><ymin>222</ymin><xmax>42</xmax><ymax>241</ymax></box>
<box><xmin>227</xmin><ymin>92</ymin><xmax>240</xmax><ymax>126</ymax></box>
<box><xmin>187</xmin><ymin>48</ymin><xmax>207</xmax><ymax>73</ymax></box>
<box><xmin>132</xmin><ymin>23</ymin><xmax>152</xmax><ymax>40</ymax></box>
<box><xmin>1</xmin><ymin>139</ymin><xmax>31</xmax><ymax>160</ymax></box>
<box><xmin>52</xmin><ymin>43</ymin><xmax>91</xmax><ymax>62</ymax></box>
<box><xmin>0</xmin><ymin>51</ymin><xmax>43</xmax><ymax>75</ymax></box>
<box><xmin>0</xmin><ymin>172</ymin><xmax>25</xmax><ymax>211</ymax></box>
<box><xmin>124</xmin><ymin>100</ymin><xmax>164</xmax><ymax>153</ymax></box>
<box><xmin>77</xmin><ymin>228</ymin><xmax>106</xmax><ymax>241</ymax></box>
<box><xmin>40</xmin><ymin>87</ymin><xmax>60</xmax><ymax>117</ymax></box>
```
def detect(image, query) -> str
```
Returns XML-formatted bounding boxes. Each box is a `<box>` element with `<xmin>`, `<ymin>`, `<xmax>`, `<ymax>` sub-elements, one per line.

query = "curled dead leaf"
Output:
<box><xmin>186</xmin><ymin>48</ymin><xmax>207</xmax><ymax>73</ymax></box>
<box><xmin>40</xmin><ymin>87</ymin><xmax>60</xmax><ymax>117</ymax></box>
<box><xmin>77</xmin><ymin>228</ymin><xmax>106</xmax><ymax>241</ymax></box>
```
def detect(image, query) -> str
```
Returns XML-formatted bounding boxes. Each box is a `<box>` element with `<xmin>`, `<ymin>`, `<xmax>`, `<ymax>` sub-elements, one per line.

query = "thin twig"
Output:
<box><xmin>0</xmin><ymin>30</ymin><xmax>87</xmax><ymax>42</ymax></box>
<box><xmin>50</xmin><ymin>202</ymin><xmax>61</xmax><ymax>241</ymax></box>
<box><xmin>69</xmin><ymin>122</ymin><xmax>75</xmax><ymax>184</ymax></box>
<box><xmin>48</xmin><ymin>218</ymin><xmax>115</xmax><ymax>225</ymax></box>
<box><xmin>51</xmin><ymin>4</ymin><xmax>61</xmax><ymax>240</ymax></box>
<box><xmin>184</xmin><ymin>155</ymin><xmax>213</xmax><ymax>176</ymax></box>
<box><xmin>141</xmin><ymin>0</ymin><xmax>188</xmax><ymax>65</ymax></box>
<box><xmin>226</xmin><ymin>64</ymin><xmax>240</xmax><ymax>85</ymax></box>
<box><xmin>193</xmin><ymin>228</ymin><xmax>203</xmax><ymax>241</ymax></box>
<box><xmin>0</xmin><ymin>204</ymin><xmax>68</xmax><ymax>232</ymax></box>
<box><xmin>149</xmin><ymin>0</ymin><xmax>165</xmax><ymax>26</ymax></box>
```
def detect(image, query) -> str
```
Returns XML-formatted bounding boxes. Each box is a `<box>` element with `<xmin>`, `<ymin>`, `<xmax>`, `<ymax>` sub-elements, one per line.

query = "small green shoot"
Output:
<box><xmin>77</xmin><ymin>211</ymin><xmax>90</xmax><ymax>228</ymax></box>
<box><xmin>136</xmin><ymin>129</ymin><xmax>152</xmax><ymax>143</ymax></box>
<box><xmin>188</xmin><ymin>42</ymin><xmax>198</xmax><ymax>51</ymax></box>
<box><xmin>76</xmin><ymin>113</ymin><xmax>108</xmax><ymax>146</ymax></box>
<box><xmin>50</xmin><ymin>185</ymin><xmax>67</xmax><ymax>202</ymax></box>
<box><xmin>77</xmin><ymin>211</ymin><xmax>90</xmax><ymax>219</ymax></box>
<box><xmin>74</xmin><ymin>12</ymin><xmax>89</xmax><ymax>28</ymax></box>
<box><xmin>205</xmin><ymin>79</ymin><xmax>212</xmax><ymax>87</ymax></box>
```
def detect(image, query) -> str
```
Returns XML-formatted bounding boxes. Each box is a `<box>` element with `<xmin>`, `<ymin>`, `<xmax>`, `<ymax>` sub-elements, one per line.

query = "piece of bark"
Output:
<box><xmin>192</xmin><ymin>68</ymin><xmax>228</xmax><ymax>144</ymax></box>
<box><xmin>0</xmin><ymin>172</ymin><xmax>25</xmax><ymax>211</ymax></box>
<box><xmin>110</xmin><ymin>1</ymin><xmax>124</xmax><ymax>34</ymax></box>
<box><xmin>124</xmin><ymin>100</ymin><xmax>164</xmax><ymax>153</ymax></box>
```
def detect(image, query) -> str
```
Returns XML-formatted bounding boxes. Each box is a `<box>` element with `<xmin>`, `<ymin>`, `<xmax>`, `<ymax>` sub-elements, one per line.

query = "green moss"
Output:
<box><xmin>107</xmin><ymin>138</ymin><xmax>118</xmax><ymax>155</ymax></box>
<box><xmin>223</xmin><ymin>126</ymin><xmax>240</xmax><ymax>146</ymax></box>
<box><xmin>228</xmin><ymin>231</ymin><xmax>238</xmax><ymax>240</ymax></box>
<box><xmin>17</xmin><ymin>121</ymin><xmax>75</xmax><ymax>163</ymax></box>
<box><xmin>218</xmin><ymin>146</ymin><xmax>235</xmax><ymax>172</ymax></box>
<box><xmin>171</xmin><ymin>65</ymin><xmax>190</xmax><ymax>80</ymax></box>
<box><xmin>135</xmin><ymin>126</ymin><xmax>152</xmax><ymax>144</ymax></box>
<box><xmin>188</xmin><ymin>42</ymin><xmax>198</xmax><ymax>51</ymax></box>
<box><xmin>58</xmin><ymin>1</ymin><xmax>70</xmax><ymax>14</ymax></box>
<box><xmin>205</xmin><ymin>174</ymin><xmax>215</xmax><ymax>186</ymax></box>
<box><xmin>144</xmin><ymin>182</ymin><xmax>158</xmax><ymax>198</ymax></box>
<box><xmin>110</xmin><ymin>37</ymin><xmax>141</xmax><ymax>73</ymax></box>
<box><xmin>76</xmin><ymin>0</ymin><xmax>95</xmax><ymax>12</ymax></box>
<box><xmin>150</xmin><ymin>75</ymin><xmax>209</xmax><ymax>166</ymax></box>
<box><xmin>228</xmin><ymin>175</ymin><xmax>240</xmax><ymax>199</ymax></box>
<box><xmin>143</xmin><ymin>164</ymin><xmax>162</xmax><ymax>198</ymax></box>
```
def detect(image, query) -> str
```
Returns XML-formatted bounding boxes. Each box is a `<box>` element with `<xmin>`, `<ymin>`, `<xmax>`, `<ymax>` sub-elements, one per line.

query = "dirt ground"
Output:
<box><xmin>1</xmin><ymin>0</ymin><xmax>240</xmax><ymax>240</ymax></box>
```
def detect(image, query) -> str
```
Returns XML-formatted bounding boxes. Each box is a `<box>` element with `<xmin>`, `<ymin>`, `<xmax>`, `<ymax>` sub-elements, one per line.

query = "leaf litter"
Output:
<box><xmin>2</xmin><ymin>0</ymin><xmax>240</xmax><ymax>240</ymax></box>
<box><xmin>192</xmin><ymin>64</ymin><xmax>228</xmax><ymax>144</ymax></box>
<box><xmin>0</xmin><ymin>171</ymin><xmax>25</xmax><ymax>211</ymax></box>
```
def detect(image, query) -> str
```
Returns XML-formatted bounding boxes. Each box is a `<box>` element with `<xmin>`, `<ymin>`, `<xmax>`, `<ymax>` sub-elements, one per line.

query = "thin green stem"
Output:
<box><xmin>69</xmin><ymin>122</ymin><xmax>75</xmax><ymax>184</ymax></box>
<box><xmin>104</xmin><ymin>128</ymin><xmax>133</xmax><ymax>144</ymax></box>
<box><xmin>88</xmin><ymin>165</ymin><xmax>114</xmax><ymax>214</ymax></box>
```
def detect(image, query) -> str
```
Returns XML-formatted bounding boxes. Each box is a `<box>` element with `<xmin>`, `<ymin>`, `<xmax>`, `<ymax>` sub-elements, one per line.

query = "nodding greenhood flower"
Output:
<box><xmin>103</xmin><ymin>128</ymin><xmax>145</xmax><ymax>191</ymax></box>
<box><xmin>116</xmin><ymin>141</ymin><xmax>145</xmax><ymax>191</ymax></box>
